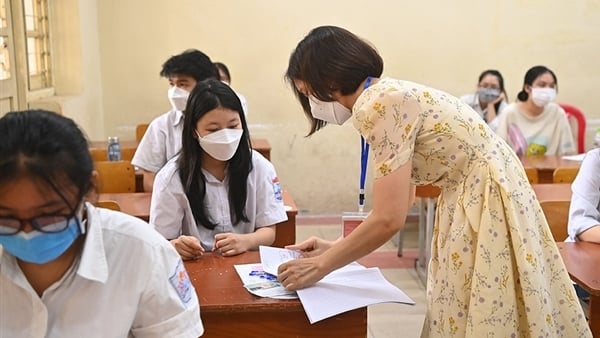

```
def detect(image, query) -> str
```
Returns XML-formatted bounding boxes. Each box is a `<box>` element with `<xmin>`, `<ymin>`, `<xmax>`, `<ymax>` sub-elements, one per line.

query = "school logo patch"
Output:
<box><xmin>169</xmin><ymin>260</ymin><xmax>193</xmax><ymax>306</ymax></box>
<box><xmin>272</xmin><ymin>177</ymin><xmax>282</xmax><ymax>202</ymax></box>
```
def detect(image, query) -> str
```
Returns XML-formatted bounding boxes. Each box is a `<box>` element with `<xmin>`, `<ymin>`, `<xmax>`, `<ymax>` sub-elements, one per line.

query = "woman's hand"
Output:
<box><xmin>213</xmin><ymin>233</ymin><xmax>251</xmax><ymax>256</ymax></box>
<box><xmin>277</xmin><ymin>256</ymin><xmax>327</xmax><ymax>291</ymax></box>
<box><xmin>284</xmin><ymin>236</ymin><xmax>334</xmax><ymax>258</ymax></box>
<box><xmin>170</xmin><ymin>235</ymin><xmax>204</xmax><ymax>260</ymax></box>
<box><xmin>489</xmin><ymin>91</ymin><xmax>505</xmax><ymax>105</ymax></box>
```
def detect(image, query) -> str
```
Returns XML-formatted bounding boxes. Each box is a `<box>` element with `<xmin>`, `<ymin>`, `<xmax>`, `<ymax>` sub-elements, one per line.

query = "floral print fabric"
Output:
<box><xmin>352</xmin><ymin>78</ymin><xmax>590</xmax><ymax>337</ymax></box>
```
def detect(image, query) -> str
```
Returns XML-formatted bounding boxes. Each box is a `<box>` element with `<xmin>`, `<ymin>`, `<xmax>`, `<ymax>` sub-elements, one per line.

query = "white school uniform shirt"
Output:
<box><xmin>567</xmin><ymin>148</ymin><xmax>600</xmax><ymax>241</ymax></box>
<box><xmin>459</xmin><ymin>93</ymin><xmax>507</xmax><ymax>131</ymax></box>
<box><xmin>0</xmin><ymin>203</ymin><xmax>203</xmax><ymax>338</ymax></box>
<box><xmin>150</xmin><ymin>150</ymin><xmax>288</xmax><ymax>251</ymax></box>
<box><xmin>132</xmin><ymin>109</ymin><xmax>184</xmax><ymax>173</ymax></box>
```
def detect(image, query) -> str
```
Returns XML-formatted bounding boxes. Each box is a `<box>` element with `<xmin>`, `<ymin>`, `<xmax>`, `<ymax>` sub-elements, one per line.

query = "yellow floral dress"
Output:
<box><xmin>353</xmin><ymin>78</ymin><xmax>591</xmax><ymax>338</ymax></box>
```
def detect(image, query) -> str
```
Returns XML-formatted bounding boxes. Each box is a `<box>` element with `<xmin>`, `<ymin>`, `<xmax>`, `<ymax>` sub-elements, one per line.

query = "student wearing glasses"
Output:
<box><xmin>0</xmin><ymin>110</ymin><xmax>203</xmax><ymax>337</ymax></box>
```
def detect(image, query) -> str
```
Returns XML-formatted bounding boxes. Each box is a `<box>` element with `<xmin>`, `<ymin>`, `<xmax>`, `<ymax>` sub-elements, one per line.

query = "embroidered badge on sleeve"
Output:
<box><xmin>272</xmin><ymin>177</ymin><xmax>282</xmax><ymax>201</ymax></box>
<box><xmin>169</xmin><ymin>260</ymin><xmax>193</xmax><ymax>306</ymax></box>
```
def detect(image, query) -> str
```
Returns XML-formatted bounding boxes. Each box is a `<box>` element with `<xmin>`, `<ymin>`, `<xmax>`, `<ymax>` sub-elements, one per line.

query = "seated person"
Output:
<box><xmin>214</xmin><ymin>61</ymin><xmax>248</xmax><ymax>115</ymax></box>
<box><xmin>150</xmin><ymin>79</ymin><xmax>287</xmax><ymax>259</ymax></box>
<box><xmin>460</xmin><ymin>69</ymin><xmax>508</xmax><ymax>130</ymax></box>
<box><xmin>132</xmin><ymin>49</ymin><xmax>219</xmax><ymax>192</ymax></box>
<box><xmin>567</xmin><ymin>148</ymin><xmax>600</xmax><ymax>242</ymax></box>
<box><xmin>495</xmin><ymin>65</ymin><xmax>576</xmax><ymax>156</ymax></box>
<box><xmin>0</xmin><ymin>110</ymin><xmax>203</xmax><ymax>337</ymax></box>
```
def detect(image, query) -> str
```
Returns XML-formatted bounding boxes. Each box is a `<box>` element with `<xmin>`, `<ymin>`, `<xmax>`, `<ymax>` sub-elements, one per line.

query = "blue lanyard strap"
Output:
<box><xmin>359</xmin><ymin>76</ymin><xmax>373</xmax><ymax>212</ymax></box>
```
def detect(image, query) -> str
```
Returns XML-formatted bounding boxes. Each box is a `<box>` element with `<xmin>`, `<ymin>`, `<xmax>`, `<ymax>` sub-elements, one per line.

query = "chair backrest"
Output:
<box><xmin>136</xmin><ymin>124</ymin><xmax>149</xmax><ymax>142</ymax></box>
<box><xmin>95</xmin><ymin>200</ymin><xmax>121</xmax><ymax>211</ymax></box>
<box><xmin>524</xmin><ymin>167</ymin><xmax>538</xmax><ymax>184</ymax></box>
<box><xmin>89</xmin><ymin>146</ymin><xmax>136</xmax><ymax>162</ymax></box>
<box><xmin>559</xmin><ymin>103</ymin><xmax>586</xmax><ymax>154</ymax></box>
<box><xmin>94</xmin><ymin>160</ymin><xmax>136</xmax><ymax>193</ymax></box>
<box><xmin>539</xmin><ymin>200</ymin><xmax>570</xmax><ymax>241</ymax></box>
<box><xmin>553</xmin><ymin>167</ymin><xmax>580</xmax><ymax>183</ymax></box>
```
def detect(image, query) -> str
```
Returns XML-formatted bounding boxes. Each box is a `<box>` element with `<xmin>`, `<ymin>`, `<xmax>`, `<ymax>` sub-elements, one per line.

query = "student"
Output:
<box><xmin>150</xmin><ymin>79</ymin><xmax>287</xmax><ymax>259</ymax></box>
<box><xmin>495</xmin><ymin>65</ymin><xmax>576</xmax><ymax>156</ymax></box>
<box><xmin>132</xmin><ymin>49</ymin><xmax>219</xmax><ymax>192</ymax></box>
<box><xmin>276</xmin><ymin>26</ymin><xmax>591</xmax><ymax>337</ymax></box>
<box><xmin>567</xmin><ymin>148</ymin><xmax>600</xmax><ymax>242</ymax></box>
<box><xmin>214</xmin><ymin>61</ymin><xmax>249</xmax><ymax>116</ymax></box>
<box><xmin>0</xmin><ymin>110</ymin><xmax>203</xmax><ymax>337</ymax></box>
<box><xmin>459</xmin><ymin>69</ymin><xmax>508</xmax><ymax>130</ymax></box>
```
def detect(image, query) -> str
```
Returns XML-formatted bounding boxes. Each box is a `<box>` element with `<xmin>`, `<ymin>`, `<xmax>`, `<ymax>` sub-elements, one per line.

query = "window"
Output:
<box><xmin>23</xmin><ymin>0</ymin><xmax>52</xmax><ymax>90</ymax></box>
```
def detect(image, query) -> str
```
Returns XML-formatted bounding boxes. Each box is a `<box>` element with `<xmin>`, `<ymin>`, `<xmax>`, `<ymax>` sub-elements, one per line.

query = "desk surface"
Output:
<box><xmin>532</xmin><ymin>183</ymin><xmax>572</xmax><ymax>202</ymax></box>
<box><xmin>557</xmin><ymin>242</ymin><xmax>600</xmax><ymax>336</ymax></box>
<box><xmin>185</xmin><ymin>252</ymin><xmax>367</xmax><ymax>338</ymax></box>
<box><xmin>520</xmin><ymin>155</ymin><xmax>581</xmax><ymax>183</ymax></box>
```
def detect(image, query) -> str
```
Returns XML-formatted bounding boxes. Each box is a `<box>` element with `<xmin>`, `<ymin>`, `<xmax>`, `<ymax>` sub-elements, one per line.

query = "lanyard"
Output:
<box><xmin>359</xmin><ymin>76</ymin><xmax>373</xmax><ymax>212</ymax></box>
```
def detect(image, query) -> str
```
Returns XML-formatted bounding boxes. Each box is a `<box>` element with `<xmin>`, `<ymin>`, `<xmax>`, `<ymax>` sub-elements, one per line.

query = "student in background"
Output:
<box><xmin>460</xmin><ymin>69</ymin><xmax>508</xmax><ymax>130</ymax></box>
<box><xmin>150</xmin><ymin>79</ymin><xmax>286</xmax><ymax>259</ymax></box>
<box><xmin>276</xmin><ymin>26</ymin><xmax>591</xmax><ymax>337</ymax></box>
<box><xmin>567</xmin><ymin>148</ymin><xmax>600</xmax><ymax>242</ymax></box>
<box><xmin>495</xmin><ymin>65</ymin><xmax>576</xmax><ymax>156</ymax></box>
<box><xmin>0</xmin><ymin>110</ymin><xmax>203</xmax><ymax>337</ymax></box>
<box><xmin>214</xmin><ymin>61</ymin><xmax>249</xmax><ymax>116</ymax></box>
<box><xmin>132</xmin><ymin>49</ymin><xmax>219</xmax><ymax>192</ymax></box>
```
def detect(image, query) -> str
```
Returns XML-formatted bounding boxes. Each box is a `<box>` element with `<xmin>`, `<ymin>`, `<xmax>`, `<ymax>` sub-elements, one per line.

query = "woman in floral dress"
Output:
<box><xmin>277</xmin><ymin>25</ymin><xmax>590</xmax><ymax>337</ymax></box>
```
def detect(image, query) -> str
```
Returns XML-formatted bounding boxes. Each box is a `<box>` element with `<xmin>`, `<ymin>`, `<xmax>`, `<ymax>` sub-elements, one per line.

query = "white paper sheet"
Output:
<box><xmin>259</xmin><ymin>245</ymin><xmax>301</xmax><ymax>276</ymax></box>
<box><xmin>234</xmin><ymin>263</ymin><xmax>297</xmax><ymax>299</ymax></box>
<box><xmin>562</xmin><ymin>154</ymin><xmax>586</xmax><ymax>161</ymax></box>
<box><xmin>297</xmin><ymin>267</ymin><xmax>415</xmax><ymax>324</ymax></box>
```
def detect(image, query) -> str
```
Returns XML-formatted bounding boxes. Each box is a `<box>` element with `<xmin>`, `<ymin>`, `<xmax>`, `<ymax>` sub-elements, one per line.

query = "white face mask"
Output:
<box><xmin>168</xmin><ymin>86</ymin><xmax>190</xmax><ymax>112</ymax></box>
<box><xmin>197</xmin><ymin>128</ymin><xmax>243</xmax><ymax>161</ymax></box>
<box><xmin>308</xmin><ymin>96</ymin><xmax>352</xmax><ymax>125</ymax></box>
<box><xmin>530</xmin><ymin>87</ymin><xmax>556</xmax><ymax>107</ymax></box>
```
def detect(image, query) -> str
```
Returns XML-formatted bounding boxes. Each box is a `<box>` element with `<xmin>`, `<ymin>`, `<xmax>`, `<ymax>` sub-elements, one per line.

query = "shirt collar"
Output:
<box><xmin>76</xmin><ymin>202</ymin><xmax>108</xmax><ymax>283</ymax></box>
<box><xmin>172</xmin><ymin>110</ymin><xmax>184</xmax><ymax>127</ymax></box>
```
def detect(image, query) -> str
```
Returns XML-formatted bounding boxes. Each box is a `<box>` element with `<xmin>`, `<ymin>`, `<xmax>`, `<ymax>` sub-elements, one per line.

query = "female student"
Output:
<box><xmin>568</xmin><ymin>148</ymin><xmax>600</xmax><ymax>242</ymax></box>
<box><xmin>277</xmin><ymin>26</ymin><xmax>590</xmax><ymax>337</ymax></box>
<box><xmin>150</xmin><ymin>79</ymin><xmax>287</xmax><ymax>259</ymax></box>
<box><xmin>495</xmin><ymin>65</ymin><xmax>576</xmax><ymax>156</ymax></box>
<box><xmin>459</xmin><ymin>69</ymin><xmax>508</xmax><ymax>130</ymax></box>
<box><xmin>0</xmin><ymin>110</ymin><xmax>203</xmax><ymax>337</ymax></box>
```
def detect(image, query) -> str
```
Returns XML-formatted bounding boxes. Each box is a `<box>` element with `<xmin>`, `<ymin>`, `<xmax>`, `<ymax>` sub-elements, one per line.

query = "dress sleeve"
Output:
<box><xmin>354</xmin><ymin>88</ymin><xmax>424</xmax><ymax>179</ymax></box>
<box><xmin>568</xmin><ymin>149</ymin><xmax>600</xmax><ymax>240</ymax></box>
<box><xmin>131</xmin><ymin>245</ymin><xmax>204</xmax><ymax>338</ymax></box>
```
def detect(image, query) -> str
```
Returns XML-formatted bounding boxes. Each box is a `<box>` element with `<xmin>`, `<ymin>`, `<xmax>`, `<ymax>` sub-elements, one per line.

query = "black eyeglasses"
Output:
<box><xmin>0</xmin><ymin>213</ymin><xmax>79</xmax><ymax>236</ymax></box>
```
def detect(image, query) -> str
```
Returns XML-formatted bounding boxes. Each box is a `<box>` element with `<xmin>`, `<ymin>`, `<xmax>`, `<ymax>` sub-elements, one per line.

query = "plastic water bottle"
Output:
<box><xmin>594</xmin><ymin>128</ymin><xmax>600</xmax><ymax>148</ymax></box>
<box><xmin>107</xmin><ymin>136</ymin><xmax>121</xmax><ymax>161</ymax></box>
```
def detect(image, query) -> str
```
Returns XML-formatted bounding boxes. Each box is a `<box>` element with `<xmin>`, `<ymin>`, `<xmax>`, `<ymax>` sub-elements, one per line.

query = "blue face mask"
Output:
<box><xmin>0</xmin><ymin>215</ymin><xmax>83</xmax><ymax>264</ymax></box>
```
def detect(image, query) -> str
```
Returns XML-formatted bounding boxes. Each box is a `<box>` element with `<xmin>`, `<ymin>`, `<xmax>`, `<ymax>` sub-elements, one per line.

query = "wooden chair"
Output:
<box><xmin>540</xmin><ymin>200</ymin><xmax>570</xmax><ymax>241</ymax></box>
<box><xmin>94</xmin><ymin>160</ymin><xmax>136</xmax><ymax>193</ymax></box>
<box><xmin>89</xmin><ymin>146</ymin><xmax>136</xmax><ymax>162</ymax></box>
<box><xmin>95</xmin><ymin>200</ymin><xmax>121</xmax><ymax>211</ymax></box>
<box><xmin>553</xmin><ymin>167</ymin><xmax>580</xmax><ymax>183</ymax></box>
<box><xmin>524</xmin><ymin>167</ymin><xmax>539</xmax><ymax>184</ymax></box>
<box><xmin>136</xmin><ymin>123</ymin><xmax>149</xmax><ymax>142</ymax></box>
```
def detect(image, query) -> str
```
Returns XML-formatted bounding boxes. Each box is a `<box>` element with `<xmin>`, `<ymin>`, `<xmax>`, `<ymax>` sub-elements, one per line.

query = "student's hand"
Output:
<box><xmin>277</xmin><ymin>256</ymin><xmax>326</xmax><ymax>291</ymax></box>
<box><xmin>489</xmin><ymin>91</ymin><xmax>505</xmax><ymax>105</ymax></box>
<box><xmin>170</xmin><ymin>235</ymin><xmax>204</xmax><ymax>260</ymax></box>
<box><xmin>213</xmin><ymin>233</ymin><xmax>250</xmax><ymax>256</ymax></box>
<box><xmin>284</xmin><ymin>236</ymin><xmax>333</xmax><ymax>258</ymax></box>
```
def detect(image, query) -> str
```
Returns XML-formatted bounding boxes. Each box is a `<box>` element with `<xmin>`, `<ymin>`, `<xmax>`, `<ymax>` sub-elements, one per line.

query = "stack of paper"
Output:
<box><xmin>234</xmin><ymin>246</ymin><xmax>415</xmax><ymax>324</ymax></box>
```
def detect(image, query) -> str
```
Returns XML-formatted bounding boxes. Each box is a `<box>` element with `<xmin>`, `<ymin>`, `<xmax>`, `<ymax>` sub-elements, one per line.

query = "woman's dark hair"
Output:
<box><xmin>517</xmin><ymin>65</ymin><xmax>558</xmax><ymax>102</ymax></box>
<box><xmin>286</xmin><ymin>26</ymin><xmax>384</xmax><ymax>135</ymax></box>
<box><xmin>0</xmin><ymin>110</ymin><xmax>93</xmax><ymax>211</ymax></box>
<box><xmin>178</xmin><ymin>79</ymin><xmax>252</xmax><ymax>230</ymax></box>
<box><xmin>160</xmin><ymin>49</ymin><xmax>219</xmax><ymax>82</ymax></box>
<box><xmin>214</xmin><ymin>62</ymin><xmax>231</xmax><ymax>83</ymax></box>
<box><xmin>478</xmin><ymin>69</ymin><xmax>508</xmax><ymax>113</ymax></box>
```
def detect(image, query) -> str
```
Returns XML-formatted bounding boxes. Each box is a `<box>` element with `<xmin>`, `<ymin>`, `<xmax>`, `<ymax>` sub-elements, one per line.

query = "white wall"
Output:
<box><xmin>62</xmin><ymin>0</ymin><xmax>600</xmax><ymax>213</ymax></box>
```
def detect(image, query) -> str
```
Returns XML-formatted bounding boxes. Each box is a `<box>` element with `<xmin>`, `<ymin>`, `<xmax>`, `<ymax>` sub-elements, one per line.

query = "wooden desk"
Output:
<box><xmin>251</xmin><ymin>138</ymin><xmax>271</xmax><ymax>161</ymax></box>
<box><xmin>98</xmin><ymin>190</ymin><xmax>298</xmax><ymax>247</ymax></box>
<box><xmin>557</xmin><ymin>242</ymin><xmax>600</xmax><ymax>336</ymax></box>
<box><xmin>532</xmin><ymin>183</ymin><xmax>572</xmax><ymax>202</ymax></box>
<box><xmin>185</xmin><ymin>252</ymin><xmax>367</xmax><ymax>338</ymax></box>
<box><xmin>519</xmin><ymin>155</ymin><xmax>581</xmax><ymax>183</ymax></box>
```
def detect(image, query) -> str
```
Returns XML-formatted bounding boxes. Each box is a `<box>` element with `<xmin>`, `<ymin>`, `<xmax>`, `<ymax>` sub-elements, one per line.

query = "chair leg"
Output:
<box><xmin>397</xmin><ymin>229</ymin><xmax>404</xmax><ymax>257</ymax></box>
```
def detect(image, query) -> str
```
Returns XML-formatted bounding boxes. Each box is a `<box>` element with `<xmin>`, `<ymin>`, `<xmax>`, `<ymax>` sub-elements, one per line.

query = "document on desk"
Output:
<box><xmin>258</xmin><ymin>246</ymin><xmax>415</xmax><ymax>324</ymax></box>
<box><xmin>562</xmin><ymin>154</ymin><xmax>586</xmax><ymax>161</ymax></box>
<box><xmin>234</xmin><ymin>263</ymin><xmax>298</xmax><ymax>299</ymax></box>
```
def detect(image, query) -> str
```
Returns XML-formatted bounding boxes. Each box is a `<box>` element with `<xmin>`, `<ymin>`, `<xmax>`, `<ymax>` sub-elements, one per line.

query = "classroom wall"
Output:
<box><xmin>64</xmin><ymin>0</ymin><xmax>600</xmax><ymax>214</ymax></box>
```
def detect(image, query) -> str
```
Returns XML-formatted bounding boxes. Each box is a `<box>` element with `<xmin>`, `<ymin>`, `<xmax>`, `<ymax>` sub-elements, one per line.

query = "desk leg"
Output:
<box><xmin>590</xmin><ymin>295</ymin><xmax>599</xmax><ymax>337</ymax></box>
<box><xmin>415</xmin><ymin>198</ymin><xmax>435</xmax><ymax>285</ymax></box>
